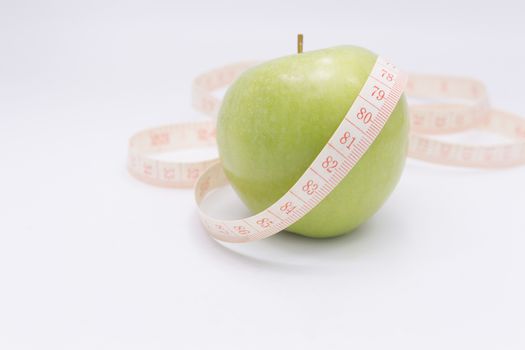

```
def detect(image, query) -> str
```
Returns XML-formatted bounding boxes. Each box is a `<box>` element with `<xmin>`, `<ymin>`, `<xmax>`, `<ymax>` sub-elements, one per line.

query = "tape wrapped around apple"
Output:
<box><xmin>216</xmin><ymin>45</ymin><xmax>409</xmax><ymax>238</ymax></box>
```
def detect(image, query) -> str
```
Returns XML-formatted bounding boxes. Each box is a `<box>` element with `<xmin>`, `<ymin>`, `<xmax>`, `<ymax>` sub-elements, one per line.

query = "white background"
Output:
<box><xmin>1</xmin><ymin>0</ymin><xmax>525</xmax><ymax>349</ymax></box>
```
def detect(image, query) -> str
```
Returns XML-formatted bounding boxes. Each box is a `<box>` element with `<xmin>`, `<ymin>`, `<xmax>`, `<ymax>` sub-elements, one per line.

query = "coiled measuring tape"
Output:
<box><xmin>128</xmin><ymin>57</ymin><xmax>525</xmax><ymax>243</ymax></box>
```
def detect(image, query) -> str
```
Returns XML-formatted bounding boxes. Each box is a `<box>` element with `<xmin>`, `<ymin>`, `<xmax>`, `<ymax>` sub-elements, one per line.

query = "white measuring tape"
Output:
<box><xmin>128</xmin><ymin>56</ymin><xmax>525</xmax><ymax>243</ymax></box>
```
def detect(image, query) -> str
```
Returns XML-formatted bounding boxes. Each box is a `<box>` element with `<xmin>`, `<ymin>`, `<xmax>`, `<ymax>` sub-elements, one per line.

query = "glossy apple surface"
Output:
<box><xmin>217</xmin><ymin>46</ymin><xmax>409</xmax><ymax>238</ymax></box>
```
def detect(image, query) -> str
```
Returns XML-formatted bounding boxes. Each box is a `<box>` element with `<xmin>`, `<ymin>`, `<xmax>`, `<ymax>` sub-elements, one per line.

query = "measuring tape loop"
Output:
<box><xmin>409</xmin><ymin>108</ymin><xmax>525</xmax><ymax>168</ymax></box>
<box><xmin>128</xmin><ymin>120</ymin><xmax>217</xmax><ymax>188</ymax></box>
<box><xmin>127</xmin><ymin>57</ymin><xmax>525</xmax><ymax>242</ymax></box>
<box><xmin>406</xmin><ymin>73</ymin><xmax>489</xmax><ymax>134</ymax></box>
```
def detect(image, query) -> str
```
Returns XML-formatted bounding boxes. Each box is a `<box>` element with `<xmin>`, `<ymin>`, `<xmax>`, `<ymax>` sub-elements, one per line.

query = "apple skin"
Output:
<box><xmin>216</xmin><ymin>46</ymin><xmax>409</xmax><ymax>238</ymax></box>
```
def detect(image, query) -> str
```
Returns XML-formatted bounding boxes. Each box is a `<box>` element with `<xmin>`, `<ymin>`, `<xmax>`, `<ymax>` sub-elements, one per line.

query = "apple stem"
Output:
<box><xmin>297</xmin><ymin>34</ymin><xmax>303</xmax><ymax>54</ymax></box>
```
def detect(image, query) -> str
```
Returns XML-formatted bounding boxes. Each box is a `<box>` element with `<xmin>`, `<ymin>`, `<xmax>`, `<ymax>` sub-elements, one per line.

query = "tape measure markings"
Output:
<box><xmin>192</xmin><ymin>56</ymin><xmax>406</xmax><ymax>242</ymax></box>
<box><xmin>127</xmin><ymin>55</ymin><xmax>525</xmax><ymax>243</ymax></box>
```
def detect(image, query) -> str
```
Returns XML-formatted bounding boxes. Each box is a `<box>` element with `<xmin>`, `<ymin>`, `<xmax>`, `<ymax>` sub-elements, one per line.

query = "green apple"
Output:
<box><xmin>217</xmin><ymin>46</ymin><xmax>409</xmax><ymax>238</ymax></box>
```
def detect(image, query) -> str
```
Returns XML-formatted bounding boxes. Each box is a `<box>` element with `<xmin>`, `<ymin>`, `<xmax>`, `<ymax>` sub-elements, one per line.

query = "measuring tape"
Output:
<box><xmin>128</xmin><ymin>56</ymin><xmax>525</xmax><ymax>243</ymax></box>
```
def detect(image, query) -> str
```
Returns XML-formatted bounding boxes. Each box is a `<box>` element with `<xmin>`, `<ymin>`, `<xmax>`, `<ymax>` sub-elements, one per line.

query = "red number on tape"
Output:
<box><xmin>256</xmin><ymin>218</ymin><xmax>273</xmax><ymax>228</ymax></box>
<box><xmin>163</xmin><ymin>168</ymin><xmax>175</xmax><ymax>179</ymax></box>
<box><xmin>233</xmin><ymin>225</ymin><xmax>250</xmax><ymax>235</ymax></box>
<box><xmin>322</xmin><ymin>156</ymin><xmax>338</xmax><ymax>173</ymax></box>
<box><xmin>280</xmin><ymin>201</ymin><xmax>296</xmax><ymax>214</ymax></box>
<box><xmin>357</xmin><ymin>107</ymin><xmax>373</xmax><ymax>124</ymax></box>
<box><xmin>381</xmin><ymin>69</ymin><xmax>394</xmax><ymax>82</ymax></box>
<box><xmin>372</xmin><ymin>85</ymin><xmax>386</xmax><ymax>100</ymax></box>
<box><xmin>143</xmin><ymin>164</ymin><xmax>153</xmax><ymax>176</ymax></box>
<box><xmin>187</xmin><ymin>168</ymin><xmax>200</xmax><ymax>180</ymax></box>
<box><xmin>302</xmin><ymin>180</ymin><xmax>318</xmax><ymax>195</ymax></box>
<box><xmin>150</xmin><ymin>133</ymin><xmax>170</xmax><ymax>146</ymax></box>
<box><xmin>339</xmin><ymin>131</ymin><xmax>356</xmax><ymax>149</ymax></box>
<box><xmin>215</xmin><ymin>224</ymin><xmax>229</xmax><ymax>235</ymax></box>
